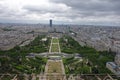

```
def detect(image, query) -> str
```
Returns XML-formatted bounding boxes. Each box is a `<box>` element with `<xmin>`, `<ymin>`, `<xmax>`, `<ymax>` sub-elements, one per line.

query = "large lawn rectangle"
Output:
<box><xmin>52</xmin><ymin>38</ymin><xmax>59</xmax><ymax>43</ymax></box>
<box><xmin>51</xmin><ymin>44</ymin><xmax>59</xmax><ymax>52</ymax></box>
<box><xmin>47</xmin><ymin>61</ymin><xmax>63</xmax><ymax>73</ymax></box>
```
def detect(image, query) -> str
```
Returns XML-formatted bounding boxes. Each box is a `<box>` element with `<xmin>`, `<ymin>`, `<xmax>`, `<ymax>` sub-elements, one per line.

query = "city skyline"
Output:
<box><xmin>0</xmin><ymin>0</ymin><xmax>120</xmax><ymax>26</ymax></box>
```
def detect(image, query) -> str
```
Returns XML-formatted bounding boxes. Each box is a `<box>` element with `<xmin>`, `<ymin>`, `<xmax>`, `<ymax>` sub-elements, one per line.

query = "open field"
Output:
<box><xmin>47</xmin><ymin>60</ymin><xmax>63</xmax><ymax>73</ymax></box>
<box><xmin>46</xmin><ymin>74</ymin><xmax>65</xmax><ymax>80</ymax></box>
<box><xmin>52</xmin><ymin>38</ymin><xmax>59</xmax><ymax>43</ymax></box>
<box><xmin>50</xmin><ymin>37</ymin><xmax>60</xmax><ymax>52</ymax></box>
<box><xmin>51</xmin><ymin>44</ymin><xmax>59</xmax><ymax>52</ymax></box>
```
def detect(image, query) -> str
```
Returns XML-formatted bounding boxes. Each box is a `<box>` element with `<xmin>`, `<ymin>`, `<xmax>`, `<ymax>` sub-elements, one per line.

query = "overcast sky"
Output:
<box><xmin>0</xmin><ymin>0</ymin><xmax>120</xmax><ymax>25</ymax></box>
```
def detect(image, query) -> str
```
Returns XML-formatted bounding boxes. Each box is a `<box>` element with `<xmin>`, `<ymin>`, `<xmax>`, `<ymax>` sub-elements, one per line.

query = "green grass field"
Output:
<box><xmin>52</xmin><ymin>38</ymin><xmax>59</xmax><ymax>43</ymax></box>
<box><xmin>46</xmin><ymin>61</ymin><xmax>64</xmax><ymax>79</ymax></box>
<box><xmin>47</xmin><ymin>61</ymin><xmax>63</xmax><ymax>73</ymax></box>
<box><xmin>51</xmin><ymin>44</ymin><xmax>59</xmax><ymax>52</ymax></box>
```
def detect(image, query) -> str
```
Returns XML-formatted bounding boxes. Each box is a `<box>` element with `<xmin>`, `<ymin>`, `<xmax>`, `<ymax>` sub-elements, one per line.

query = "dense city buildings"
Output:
<box><xmin>0</xmin><ymin>24</ymin><xmax>120</xmax><ymax>54</ymax></box>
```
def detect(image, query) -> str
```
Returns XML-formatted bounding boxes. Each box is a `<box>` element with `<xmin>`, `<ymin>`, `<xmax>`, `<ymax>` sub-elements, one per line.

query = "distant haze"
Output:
<box><xmin>0</xmin><ymin>0</ymin><xmax>120</xmax><ymax>26</ymax></box>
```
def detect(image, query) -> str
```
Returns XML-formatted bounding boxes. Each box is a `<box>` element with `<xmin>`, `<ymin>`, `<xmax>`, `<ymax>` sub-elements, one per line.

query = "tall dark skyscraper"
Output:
<box><xmin>50</xmin><ymin>19</ymin><xmax>52</xmax><ymax>27</ymax></box>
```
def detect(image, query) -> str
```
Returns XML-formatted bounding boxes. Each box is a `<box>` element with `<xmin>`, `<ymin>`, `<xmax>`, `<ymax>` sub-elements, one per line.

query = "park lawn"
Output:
<box><xmin>52</xmin><ymin>38</ymin><xmax>59</xmax><ymax>43</ymax></box>
<box><xmin>46</xmin><ymin>74</ymin><xmax>64</xmax><ymax>80</ymax></box>
<box><xmin>51</xmin><ymin>44</ymin><xmax>59</xmax><ymax>52</ymax></box>
<box><xmin>47</xmin><ymin>61</ymin><xmax>63</xmax><ymax>73</ymax></box>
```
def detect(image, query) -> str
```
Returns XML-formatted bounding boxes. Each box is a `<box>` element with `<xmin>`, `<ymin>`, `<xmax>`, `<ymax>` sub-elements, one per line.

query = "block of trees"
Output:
<box><xmin>60</xmin><ymin>35</ymin><xmax>115</xmax><ymax>74</ymax></box>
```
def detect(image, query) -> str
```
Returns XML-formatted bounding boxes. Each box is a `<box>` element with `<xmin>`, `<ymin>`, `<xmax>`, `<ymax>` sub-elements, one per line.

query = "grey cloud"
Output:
<box><xmin>23</xmin><ymin>0</ymin><xmax>120</xmax><ymax>23</ymax></box>
<box><xmin>51</xmin><ymin>0</ymin><xmax>120</xmax><ymax>16</ymax></box>
<box><xmin>0</xmin><ymin>0</ymin><xmax>120</xmax><ymax>25</ymax></box>
<box><xmin>23</xmin><ymin>3</ymin><xmax>71</xmax><ymax>14</ymax></box>
<box><xmin>23</xmin><ymin>6</ymin><xmax>61</xmax><ymax>13</ymax></box>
